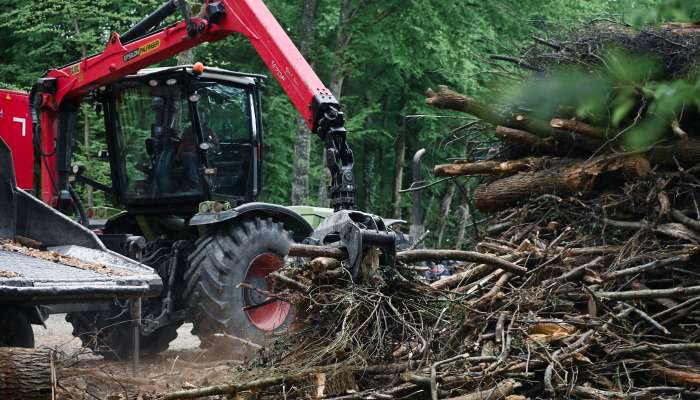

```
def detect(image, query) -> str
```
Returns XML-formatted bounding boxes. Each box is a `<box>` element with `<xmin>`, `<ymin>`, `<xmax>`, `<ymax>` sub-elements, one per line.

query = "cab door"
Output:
<box><xmin>0</xmin><ymin>90</ymin><xmax>33</xmax><ymax>191</ymax></box>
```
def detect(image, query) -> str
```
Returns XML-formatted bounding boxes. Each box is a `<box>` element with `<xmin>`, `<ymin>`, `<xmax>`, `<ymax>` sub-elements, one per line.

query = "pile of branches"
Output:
<box><xmin>160</xmin><ymin>22</ymin><xmax>700</xmax><ymax>400</ymax></box>
<box><xmin>415</xmin><ymin>21</ymin><xmax>700</xmax><ymax>400</ymax></box>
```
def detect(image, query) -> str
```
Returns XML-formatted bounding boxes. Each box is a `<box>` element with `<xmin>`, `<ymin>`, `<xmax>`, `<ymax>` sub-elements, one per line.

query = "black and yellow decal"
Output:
<box><xmin>123</xmin><ymin>39</ymin><xmax>161</xmax><ymax>63</ymax></box>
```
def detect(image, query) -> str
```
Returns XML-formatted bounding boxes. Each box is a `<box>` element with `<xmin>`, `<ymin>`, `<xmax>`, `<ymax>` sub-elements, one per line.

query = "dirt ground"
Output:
<box><xmin>36</xmin><ymin>315</ymin><xmax>258</xmax><ymax>399</ymax></box>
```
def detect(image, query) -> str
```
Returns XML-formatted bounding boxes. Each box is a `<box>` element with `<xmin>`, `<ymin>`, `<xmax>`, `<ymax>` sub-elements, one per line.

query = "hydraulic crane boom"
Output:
<box><xmin>35</xmin><ymin>0</ymin><xmax>355</xmax><ymax>210</ymax></box>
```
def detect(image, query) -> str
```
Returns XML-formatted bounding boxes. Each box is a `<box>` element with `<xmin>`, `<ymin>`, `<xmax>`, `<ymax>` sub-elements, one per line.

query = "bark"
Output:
<box><xmin>647</xmin><ymin>138</ymin><xmax>700</xmax><ymax>168</ymax></box>
<box><xmin>425</xmin><ymin>86</ymin><xmax>505</xmax><ymax>129</ymax></box>
<box><xmin>653</xmin><ymin>364</ymin><xmax>700</xmax><ymax>386</ymax></box>
<box><xmin>550</xmin><ymin>118</ymin><xmax>605</xmax><ymax>138</ymax></box>
<box><xmin>363</xmin><ymin>139</ymin><xmax>374</xmax><ymax>210</ymax></box>
<box><xmin>397</xmin><ymin>250</ymin><xmax>526</xmax><ymax>275</ymax></box>
<box><xmin>310</xmin><ymin>257</ymin><xmax>341</xmax><ymax>273</ymax></box>
<box><xmin>610</xmin><ymin>342</ymin><xmax>700</xmax><ymax>356</ymax></box>
<box><xmin>319</xmin><ymin>0</ymin><xmax>352</xmax><ymax>207</ymax></box>
<box><xmin>455</xmin><ymin>192</ymin><xmax>473</xmax><ymax>249</ymax></box>
<box><xmin>291</xmin><ymin>0</ymin><xmax>318</xmax><ymax>205</ymax></box>
<box><xmin>671</xmin><ymin>209</ymin><xmax>700</xmax><ymax>231</ymax></box>
<box><xmin>426</xmin><ymin>86</ymin><xmax>604</xmax><ymax>153</ymax></box>
<box><xmin>434</xmin><ymin>157</ymin><xmax>557</xmax><ymax>177</ymax></box>
<box><xmin>595</xmin><ymin>285</ymin><xmax>700</xmax><ymax>301</ymax></box>
<box><xmin>495</xmin><ymin>126</ymin><xmax>555</xmax><ymax>154</ymax></box>
<box><xmin>393</xmin><ymin>128</ymin><xmax>406</xmax><ymax>218</ymax></box>
<box><xmin>473</xmin><ymin>155</ymin><xmax>651</xmax><ymax>212</ymax></box>
<box><xmin>288</xmin><ymin>244</ymin><xmax>347</xmax><ymax>260</ymax></box>
<box><xmin>431</xmin><ymin>254</ymin><xmax>520</xmax><ymax>290</ymax></box>
<box><xmin>0</xmin><ymin>347</ymin><xmax>52</xmax><ymax>400</ymax></box>
<box><xmin>437</xmin><ymin>183</ymin><xmax>456</xmax><ymax>247</ymax></box>
<box><xmin>174</xmin><ymin>2</ymin><xmax>195</xmax><ymax>65</ymax></box>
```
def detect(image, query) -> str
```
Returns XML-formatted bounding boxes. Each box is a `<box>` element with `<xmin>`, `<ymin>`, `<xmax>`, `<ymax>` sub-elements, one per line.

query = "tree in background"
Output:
<box><xmin>0</xmin><ymin>0</ymin><xmax>670</xmax><ymax>247</ymax></box>
<box><xmin>291</xmin><ymin>0</ymin><xmax>319</xmax><ymax>205</ymax></box>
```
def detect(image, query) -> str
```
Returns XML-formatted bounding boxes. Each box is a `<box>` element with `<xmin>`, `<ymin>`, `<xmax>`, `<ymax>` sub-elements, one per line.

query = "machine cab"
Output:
<box><xmin>103</xmin><ymin>66</ymin><xmax>265</xmax><ymax>212</ymax></box>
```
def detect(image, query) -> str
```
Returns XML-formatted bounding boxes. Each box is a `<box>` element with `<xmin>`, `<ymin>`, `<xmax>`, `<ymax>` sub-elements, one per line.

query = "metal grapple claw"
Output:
<box><xmin>307</xmin><ymin>210</ymin><xmax>396</xmax><ymax>281</ymax></box>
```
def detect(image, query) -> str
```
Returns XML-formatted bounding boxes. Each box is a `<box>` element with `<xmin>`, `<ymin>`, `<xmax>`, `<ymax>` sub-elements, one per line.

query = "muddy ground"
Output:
<box><xmin>37</xmin><ymin>315</ymin><xmax>256</xmax><ymax>399</ymax></box>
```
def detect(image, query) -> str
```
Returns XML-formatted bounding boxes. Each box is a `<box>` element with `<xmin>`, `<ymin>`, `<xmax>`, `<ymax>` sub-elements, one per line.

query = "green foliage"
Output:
<box><xmin>0</xmin><ymin>0</ymin><xmax>672</xmax><ymax>247</ymax></box>
<box><xmin>631</xmin><ymin>0</ymin><xmax>700</xmax><ymax>26</ymax></box>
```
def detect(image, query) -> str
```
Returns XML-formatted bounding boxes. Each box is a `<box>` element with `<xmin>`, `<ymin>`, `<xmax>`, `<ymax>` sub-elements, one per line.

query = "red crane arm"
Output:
<box><xmin>37</xmin><ymin>0</ymin><xmax>354</xmax><ymax>210</ymax></box>
<box><xmin>43</xmin><ymin>0</ymin><xmax>333</xmax><ymax>129</ymax></box>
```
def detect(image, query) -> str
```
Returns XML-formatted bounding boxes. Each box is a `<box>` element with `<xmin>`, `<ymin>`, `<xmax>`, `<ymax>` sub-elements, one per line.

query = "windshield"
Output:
<box><xmin>114</xmin><ymin>80</ymin><xmax>205</xmax><ymax>201</ymax></box>
<box><xmin>194</xmin><ymin>82</ymin><xmax>253</xmax><ymax>198</ymax></box>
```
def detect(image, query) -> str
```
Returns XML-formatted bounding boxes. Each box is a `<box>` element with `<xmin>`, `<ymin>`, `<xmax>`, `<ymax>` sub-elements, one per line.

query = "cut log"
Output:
<box><xmin>288</xmin><ymin>244</ymin><xmax>347</xmax><ymax>260</ymax></box>
<box><xmin>647</xmin><ymin>138</ymin><xmax>700</xmax><ymax>168</ymax></box>
<box><xmin>426</xmin><ymin>86</ymin><xmax>605</xmax><ymax>156</ymax></box>
<box><xmin>0</xmin><ymin>347</ymin><xmax>52</xmax><ymax>400</ymax></box>
<box><xmin>434</xmin><ymin>157</ymin><xmax>555</xmax><ymax>177</ymax></box>
<box><xmin>660</xmin><ymin>22</ymin><xmax>700</xmax><ymax>35</ymax></box>
<box><xmin>474</xmin><ymin>155</ymin><xmax>650</xmax><ymax>212</ymax></box>
<box><xmin>653</xmin><ymin>364</ymin><xmax>700</xmax><ymax>386</ymax></box>
<box><xmin>425</xmin><ymin>86</ymin><xmax>505</xmax><ymax>128</ymax></box>
<box><xmin>494</xmin><ymin>126</ymin><xmax>555</xmax><ymax>154</ymax></box>
<box><xmin>550</xmin><ymin>118</ymin><xmax>606</xmax><ymax>138</ymax></box>
<box><xmin>310</xmin><ymin>257</ymin><xmax>341</xmax><ymax>273</ymax></box>
<box><xmin>425</xmin><ymin>86</ymin><xmax>550</xmax><ymax>138</ymax></box>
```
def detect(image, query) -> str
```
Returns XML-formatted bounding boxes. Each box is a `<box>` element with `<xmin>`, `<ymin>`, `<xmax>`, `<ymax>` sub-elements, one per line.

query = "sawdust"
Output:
<box><xmin>55</xmin><ymin>343</ymin><xmax>256</xmax><ymax>399</ymax></box>
<box><xmin>0</xmin><ymin>268</ymin><xmax>22</xmax><ymax>278</ymax></box>
<box><xmin>0</xmin><ymin>239</ymin><xmax>126</xmax><ymax>277</ymax></box>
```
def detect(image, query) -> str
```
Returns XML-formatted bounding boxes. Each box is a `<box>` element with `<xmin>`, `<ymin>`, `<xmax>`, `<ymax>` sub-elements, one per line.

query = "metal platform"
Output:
<box><xmin>0</xmin><ymin>137</ymin><xmax>162</xmax><ymax>306</ymax></box>
<box><xmin>0</xmin><ymin>245</ymin><xmax>160</xmax><ymax>303</ymax></box>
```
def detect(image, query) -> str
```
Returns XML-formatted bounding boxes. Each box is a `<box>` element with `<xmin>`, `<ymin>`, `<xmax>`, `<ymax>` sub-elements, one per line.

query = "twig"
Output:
<box><xmin>610</xmin><ymin>342</ymin><xmax>700</xmax><ymax>356</ymax></box>
<box><xmin>595</xmin><ymin>285</ymin><xmax>700</xmax><ymax>300</ymax></box>
<box><xmin>397</xmin><ymin>250</ymin><xmax>526</xmax><ymax>275</ymax></box>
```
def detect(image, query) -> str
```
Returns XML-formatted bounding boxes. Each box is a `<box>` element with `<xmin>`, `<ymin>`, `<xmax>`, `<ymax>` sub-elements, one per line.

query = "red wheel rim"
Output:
<box><xmin>243</xmin><ymin>253</ymin><xmax>291</xmax><ymax>331</ymax></box>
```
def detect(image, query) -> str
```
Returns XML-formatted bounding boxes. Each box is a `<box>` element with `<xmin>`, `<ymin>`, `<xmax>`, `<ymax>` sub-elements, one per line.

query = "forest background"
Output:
<box><xmin>0</xmin><ymin>0</ymin><xmax>690</xmax><ymax>248</ymax></box>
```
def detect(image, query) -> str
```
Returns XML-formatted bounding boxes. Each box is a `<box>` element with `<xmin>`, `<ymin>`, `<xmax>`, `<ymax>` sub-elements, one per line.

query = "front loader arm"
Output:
<box><xmin>38</xmin><ymin>0</ymin><xmax>355</xmax><ymax>210</ymax></box>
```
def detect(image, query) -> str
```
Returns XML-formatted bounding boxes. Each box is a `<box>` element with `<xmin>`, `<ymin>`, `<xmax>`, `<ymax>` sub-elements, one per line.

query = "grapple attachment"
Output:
<box><xmin>307</xmin><ymin>210</ymin><xmax>396</xmax><ymax>280</ymax></box>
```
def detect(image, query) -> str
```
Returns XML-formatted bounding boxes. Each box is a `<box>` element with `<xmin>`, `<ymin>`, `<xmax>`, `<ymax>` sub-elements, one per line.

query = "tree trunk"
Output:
<box><xmin>175</xmin><ymin>2</ymin><xmax>194</xmax><ymax>66</ymax></box>
<box><xmin>393</xmin><ymin>128</ymin><xmax>406</xmax><ymax>218</ymax></box>
<box><xmin>291</xmin><ymin>0</ymin><xmax>318</xmax><ymax>205</ymax></box>
<box><xmin>437</xmin><ymin>183</ymin><xmax>455</xmax><ymax>247</ymax></box>
<box><xmin>363</xmin><ymin>139</ymin><xmax>374</xmax><ymax>210</ymax></box>
<box><xmin>319</xmin><ymin>0</ymin><xmax>352</xmax><ymax>208</ymax></box>
<box><xmin>455</xmin><ymin>187</ymin><xmax>473</xmax><ymax>249</ymax></box>
<box><xmin>0</xmin><ymin>347</ymin><xmax>52</xmax><ymax>400</ymax></box>
<box><xmin>176</xmin><ymin>49</ymin><xmax>195</xmax><ymax>65</ymax></box>
<box><xmin>474</xmin><ymin>155</ymin><xmax>651</xmax><ymax>212</ymax></box>
<box><xmin>83</xmin><ymin>107</ymin><xmax>93</xmax><ymax>207</ymax></box>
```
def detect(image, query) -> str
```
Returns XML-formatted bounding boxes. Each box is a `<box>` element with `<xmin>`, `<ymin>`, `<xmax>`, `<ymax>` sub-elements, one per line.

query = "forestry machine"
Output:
<box><xmin>29</xmin><ymin>0</ymin><xmax>396</xmax><ymax>358</ymax></box>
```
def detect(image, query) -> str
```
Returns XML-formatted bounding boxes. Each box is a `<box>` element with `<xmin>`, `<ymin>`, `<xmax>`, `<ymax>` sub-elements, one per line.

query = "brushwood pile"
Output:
<box><xmin>60</xmin><ymin>22</ymin><xmax>700</xmax><ymax>400</ymax></box>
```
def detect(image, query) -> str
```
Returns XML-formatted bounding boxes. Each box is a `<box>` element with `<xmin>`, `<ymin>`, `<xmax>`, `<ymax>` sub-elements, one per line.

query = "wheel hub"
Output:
<box><xmin>243</xmin><ymin>253</ymin><xmax>291</xmax><ymax>331</ymax></box>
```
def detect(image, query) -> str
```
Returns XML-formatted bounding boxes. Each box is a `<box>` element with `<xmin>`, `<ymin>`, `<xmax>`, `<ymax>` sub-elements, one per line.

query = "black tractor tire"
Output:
<box><xmin>65</xmin><ymin>300</ymin><xmax>181</xmax><ymax>360</ymax></box>
<box><xmin>0</xmin><ymin>307</ymin><xmax>34</xmax><ymax>348</ymax></box>
<box><xmin>184</xmin><ymin>217</ymin><xmax>293</xmax><ymax>347</ymax></box>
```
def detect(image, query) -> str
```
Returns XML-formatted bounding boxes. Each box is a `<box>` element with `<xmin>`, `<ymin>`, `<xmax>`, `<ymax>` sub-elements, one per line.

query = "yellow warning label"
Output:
<box><xmin>123</xmin><ymin>39</ymin><xmax>161</xmax><ymax>63</ymax></box>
